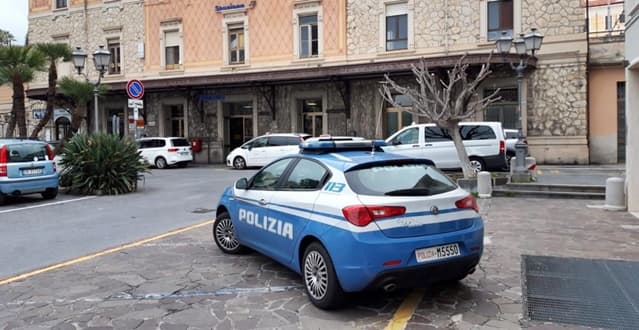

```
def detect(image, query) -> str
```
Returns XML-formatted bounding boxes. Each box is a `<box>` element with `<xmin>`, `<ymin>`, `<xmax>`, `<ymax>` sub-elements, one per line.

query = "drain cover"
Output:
<box><xmin>522</xmin><ymin>255</ymin><xmax>639</xmax><ymax>329</ymax></box>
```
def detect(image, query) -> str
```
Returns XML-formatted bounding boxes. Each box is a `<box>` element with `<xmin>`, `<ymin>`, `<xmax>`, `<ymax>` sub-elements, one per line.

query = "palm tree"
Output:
<box><xmin>0</xmin><ymin>45</ymin><xmax>46</xmax><ymax>137</ymax></box>
<box><xmin>30</xmin><ymin>43</ymin><xmax>72</xmax><ymax>139</ymax></box>
<box><xmin>0</xmin><ymin>29</ymin><xmax>15</xmax><ymax>47</ymax></box>
<box><xmin>58</xmin><ymin>77</ymin><xmax>106</xmax><ymax>138</ymax></box>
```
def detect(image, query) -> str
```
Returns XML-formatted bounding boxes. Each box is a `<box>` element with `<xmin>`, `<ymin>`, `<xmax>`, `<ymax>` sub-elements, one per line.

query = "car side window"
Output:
<box><xmin>424</xmin><ymin>127</ymin><xmax>451</xmax><ymax>142</ymax></box>
<box><xmin>268</xmin><ymin>136</ymin><xmax>287</xmax><ymax>146</ymax></box>
<box><xmin>138</xmin><ymin>141</ymin><xmax>148</xmax><ymax>149</ymax></box>
<box><xmin>460</xmin><ymin>126</ymin><xmax>496</xmax><ymax>140</ymax></box>
<box><xmin>282</xmin><ymin>159</ymin><xmax>328</xmax><ymax>190</ymax></box>
<box><xmin>251</xmin><ymin>158</ymin><xmax>293</xmax><ymax>190</ymax></box>
<box><xmin>286</xmin><ymin>136</ymin><xmax>302</xmax><ymax>145</ymax></box>
<box><xmin>392</xmin><ymin>127</ymin><xmax>418</xmax><ymax>145</ymax></box>
<box><xmin>251</xmin><ymin>137</ymin><xmax>268</xmax><ymax>148</ymax></box>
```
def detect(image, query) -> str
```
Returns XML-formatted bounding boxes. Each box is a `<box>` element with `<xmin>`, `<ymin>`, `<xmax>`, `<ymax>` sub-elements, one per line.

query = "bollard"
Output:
<box><xmin>604</xmin><ymin>177</ymin><xmax>626</xmax><ymax>210</ymax></box>
<box><xmin>477</xmin><ymin>171</ymin><xmax>492</xmax><ymax>198</ymax></box>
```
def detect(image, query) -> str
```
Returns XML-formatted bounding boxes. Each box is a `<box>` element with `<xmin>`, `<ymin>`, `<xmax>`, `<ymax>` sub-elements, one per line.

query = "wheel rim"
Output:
<box><xmin>304</xmin><ymin>251</ymin><xmax>329</xmax><ymax>300</ymax></box>
<box><xmin>234</xmin><ymin>157</ymin><xmax>245</xmax><ymax>169</ymax></box>
<box><xmin>469</xmin><ymin>160</ymin><xmax>483</xmax><ymax>173</ymax></box>
<box><xmin>215</xmin><ymin>218</ymin><xmax>239</xmax><ymax>250</ymax></box>
<box><xmin>156</xmin><ymin>158</ymin><xmax>166</xmax><ymax>169</ymax></box>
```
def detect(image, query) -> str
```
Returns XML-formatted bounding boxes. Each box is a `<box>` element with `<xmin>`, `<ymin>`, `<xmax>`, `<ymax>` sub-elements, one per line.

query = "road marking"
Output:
<box><xmin>0</xmin><ymin>196</ymin><xmax>97</xmax><ymax>214</ymax></box>
<box><xmin>385</xmin><ymin>288</ymin><xmax>425</xmax><ymax>330</ymax></box>
<box><xmin>0</xmin><ymin>219</ymin><xmax>214</xmax><ymax>286</ymax></box>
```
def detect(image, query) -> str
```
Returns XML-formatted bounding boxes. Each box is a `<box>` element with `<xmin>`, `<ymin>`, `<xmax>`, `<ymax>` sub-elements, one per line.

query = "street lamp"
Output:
<box><xmin>495</xmin><ymin>28</ymin><xmax>543</xmax><ymax>182</ymax></box>
<box><xmin>71</xmin><ymin>46</ymin><xmax>111</xmax><ymax>133</ymax></box>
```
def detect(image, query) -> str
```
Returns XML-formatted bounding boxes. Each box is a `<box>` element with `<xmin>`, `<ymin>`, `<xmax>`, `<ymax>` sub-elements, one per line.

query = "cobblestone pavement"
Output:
<box><xmin>1</xmin><ymin>198</ymin><xmax>638</xmax><ymax>329</ymax></box>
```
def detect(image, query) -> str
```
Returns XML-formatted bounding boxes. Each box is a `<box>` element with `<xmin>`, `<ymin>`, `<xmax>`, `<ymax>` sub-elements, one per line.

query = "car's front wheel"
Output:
<box><xmin>213</xmin><ymin>212</ymin><xmax>246</xmax><ymax>254</ymax></box>
<box><xmin>303</xmin><ymin>242</ymin><xmax>345</xmax><ymax>309</ymax></box>
<box><xmin>233</xmin><ymin>156</ymin><xmax>246</xmax><ymax>169</ymax></box>
<box><xmin>155</xmin><ymin>157</ymin><xmax>168</xmax><ymax>169</ymax></box>
<box><xmin>42</xmin><ymin>188</ymin><xmax>58</xmax><ymax>200</ymax></box>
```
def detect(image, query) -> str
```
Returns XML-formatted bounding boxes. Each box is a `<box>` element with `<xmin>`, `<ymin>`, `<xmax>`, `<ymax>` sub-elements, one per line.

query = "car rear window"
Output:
<box><xmin>171</xmin><ymin>139</ymin><xmax>190</xmax><ymax>147</ymax></box>
<box><xmin>505</xmin><ymin>131</ymin><xmax>519</xmax><ymax>139</ymax></box>
<box><xmin>6</xmin><ymin>144</ymin><xmax>49</xmax><ymax>163</ymax></box>
<box><xmin>460</xmin><ymin>125</ymin><xmax>496</xmax><ymax>140</ymax></box>
<box><xmin>345</xmin><ymin>162</ymin><xmax>457</xmax><ymax>196</ymax></box>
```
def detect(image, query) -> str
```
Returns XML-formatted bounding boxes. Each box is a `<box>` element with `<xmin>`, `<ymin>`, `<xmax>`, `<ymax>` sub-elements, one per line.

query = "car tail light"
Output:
<box><xmin>499</xmin><ymin>140</ymin><xmax>505</xmax><ymax>154</ymax></box>
<box><xmin>167</xmin><ymin>148</ymin><xmax>179</xmax><ymax>152</ymax></box>
<box><xmin>0</xmin><ymin>146</ymin><xmax>7</xmax><ymax>177</ymax></box>
<box><xmin>342</xmin><ymin>205</ymin><xmax>406</xmax><ymax>227</ymax></box>
<box><xmin>45</xmin><ymin>144</ymin><xmax>55</xmax><ymax>161</ymax></box>
<box><xmin>455</xmin><ymin>195</ymin><xmax>479</xmax><ymax>213</ymax></box>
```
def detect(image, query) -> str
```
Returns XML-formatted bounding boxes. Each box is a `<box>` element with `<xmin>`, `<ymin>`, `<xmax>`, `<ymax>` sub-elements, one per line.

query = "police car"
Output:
<box><xmin>213</xmin><ymin>139</ymin><xmax>484</xmax><ymax>309</ymax></box>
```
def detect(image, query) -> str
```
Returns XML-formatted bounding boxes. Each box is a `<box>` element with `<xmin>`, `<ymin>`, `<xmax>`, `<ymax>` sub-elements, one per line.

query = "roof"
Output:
<box><xmin>304</xmin><ymin>150</ymin><xmax>434</xmax><ymax>172</ymax></box>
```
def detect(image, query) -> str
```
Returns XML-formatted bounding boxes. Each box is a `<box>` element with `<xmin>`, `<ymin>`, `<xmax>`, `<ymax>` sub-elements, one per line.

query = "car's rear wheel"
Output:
<box><xmin>41</xmin><ymin>188</ymin><xmax>58</xmax><ymax>200</ymax></box>
<box><xmin>303</xmin><ymin>242</ymin><xmax>345</xmax><ymax>309</ymax></box>
<box><xmin>469</xmin><ymin>156</ymin><xmax>485</xmax><ymax>173</ymax></box>
<box><xmin>233</xmin><ymin>156</ymin><xmax>246</xmax><ymax>169</ymax></box>
<box><xmin>155</xmin><ymin>157</ymin><xmax>168</xmax><ymax>169</ymax></box>
<box><xmin>213</xmin><ymin>212</ymin><xmax>246</xmax><ymax>254</ymax></box>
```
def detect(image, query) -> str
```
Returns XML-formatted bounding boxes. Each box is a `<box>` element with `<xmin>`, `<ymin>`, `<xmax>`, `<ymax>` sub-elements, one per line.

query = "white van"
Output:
<box><xmin>383</xmin><ymin>122</ymin><xmax>507</xmax><ymax>172</ymax></box>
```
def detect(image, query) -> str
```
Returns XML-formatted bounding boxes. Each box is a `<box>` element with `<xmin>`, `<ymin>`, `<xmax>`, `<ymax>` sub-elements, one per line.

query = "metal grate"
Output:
<box><xmin>522</xmin><ymin>255</ymin><xmax>639</xmax><ymax>329</ymax></box>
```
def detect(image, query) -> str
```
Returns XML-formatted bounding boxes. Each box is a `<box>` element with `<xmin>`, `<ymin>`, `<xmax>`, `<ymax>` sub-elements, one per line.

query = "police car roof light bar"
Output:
<box><xmin>300</xmin><ymin>139</ymin><xmax>387</xmax><ymax>154</ymax></box>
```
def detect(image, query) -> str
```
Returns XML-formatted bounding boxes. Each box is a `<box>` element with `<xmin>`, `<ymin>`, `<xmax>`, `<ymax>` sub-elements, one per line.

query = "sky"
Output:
<box><xmin>0</xmin><ymin>0</ymin><xmax>29</xmax><ymax>45</ymax></box>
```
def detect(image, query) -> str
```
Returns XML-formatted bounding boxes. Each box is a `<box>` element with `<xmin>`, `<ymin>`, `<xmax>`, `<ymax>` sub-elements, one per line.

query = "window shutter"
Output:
<box><xmin>386</xmin><ymin>2</ymin><xmax>407</xmax><ymax>16</ymax></box>
<box><xmin>164</xmin><ymin>30</ymin><xmax>180</xmax><ymax>47</ymax></box>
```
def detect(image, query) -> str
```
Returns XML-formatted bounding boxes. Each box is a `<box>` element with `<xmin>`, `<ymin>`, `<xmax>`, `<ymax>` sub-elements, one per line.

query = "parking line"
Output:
<box><xmin>0</xmin><ymin>219</ymin><xmax>214</xmax><ymax>286</ymax></box>
<box><xmin>0</xmin><ymin>196</ymin><xmax>97</xmax><ymax>214</ymax></box>
<box><xmin>385</xmin><ymin>289</ymin><xmax>425</xmax><ymax>330</ymax></box>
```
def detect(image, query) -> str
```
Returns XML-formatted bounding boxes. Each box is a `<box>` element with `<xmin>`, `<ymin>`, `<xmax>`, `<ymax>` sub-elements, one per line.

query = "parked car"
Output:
<box><xmin>226</xmin><ymin>133</ymin><xmax>310</xmax><ymax>169</ymax></box>
<box><xmin>213</xmin><ymin>138</ymin><xmax>483</xmax><ymax>309</ymax></box>
<box><xmin>0</xmin><ymin>139</ymin><xmax>59</xmax><ymax>204</ymax></box>
<box><xmin>137</xmin><ymin>137</ymin><xmax>193</xmax><ymax>169</ymax></box>
<box><xmin>383</xmin><ymin>122</ymin><xmax>507</xmax><ymax>172</ymax></box>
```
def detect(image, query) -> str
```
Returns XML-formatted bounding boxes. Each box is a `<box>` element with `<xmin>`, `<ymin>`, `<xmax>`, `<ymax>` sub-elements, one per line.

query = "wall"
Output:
<box><xmin>588</xmin><ymin>67</ymin><xmax>625</xmax><ymax>164</ymax></box>
<box><xmin>625</xmin><ymin>0</ymin><xmax>639</xmax><ymax>213</ymax></box>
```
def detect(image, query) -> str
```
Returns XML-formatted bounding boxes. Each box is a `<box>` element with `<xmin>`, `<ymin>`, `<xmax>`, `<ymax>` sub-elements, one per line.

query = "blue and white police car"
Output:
<box><xmin>213</xmin><ymin>139</ymin><xmax>484</xmax><ymax>309</ymax></box>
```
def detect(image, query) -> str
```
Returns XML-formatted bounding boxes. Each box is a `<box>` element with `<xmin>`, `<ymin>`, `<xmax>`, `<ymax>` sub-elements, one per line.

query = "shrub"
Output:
<box><xmin>59</xmin><ymin>133</ymin><xmax>148</xmax><ymax>195</ymax></box>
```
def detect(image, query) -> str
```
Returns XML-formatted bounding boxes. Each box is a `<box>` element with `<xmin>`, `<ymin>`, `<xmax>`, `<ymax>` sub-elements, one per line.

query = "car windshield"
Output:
<box><xmin>6</xmin><ymin>143</ymin><xmax>49</xmax><ymax>162</ymax></box>
<box><xmin>345</xmin><ymin>162</ymin><xmax>457</xmax><ymax>196</ymax></box>
<box><xmin>505</xmin><ymin>131</ymin><xmax>519</xmax><ymax>139</ymax></box>
<box><xmin>171</xmin><ymin>139</ymin><xmax>190</xmax><ymax>147</ymax></box>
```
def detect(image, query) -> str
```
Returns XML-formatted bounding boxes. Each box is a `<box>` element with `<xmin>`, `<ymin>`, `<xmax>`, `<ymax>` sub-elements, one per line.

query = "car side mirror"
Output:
<box><xmin>235</xmin><ymin>178</ymin><xmax>249</xmax><ymax>190</ymax></box>
<box><xmin>392</xmin><ymin>140</ymin><xmax>401</xmax><ymax>145</ymax></box>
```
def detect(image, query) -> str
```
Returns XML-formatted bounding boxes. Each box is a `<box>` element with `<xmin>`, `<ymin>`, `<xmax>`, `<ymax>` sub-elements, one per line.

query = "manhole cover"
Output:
<box><xmin>522</xmin><ymin>255</ymin><xmax>639</xmax><ymax>329</ymax></box>
<box><xmin>192</xmin><ymin>208</ymin><xmax>214</xmax><ymax>214</ymax></box>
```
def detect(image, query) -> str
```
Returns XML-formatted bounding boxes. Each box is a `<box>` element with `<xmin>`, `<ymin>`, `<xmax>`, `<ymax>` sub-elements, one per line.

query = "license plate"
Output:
<box><xmin>179</xmin><ymin>151</ymin><xmax>189</xmax><ymax>155</ymax></box>
<box><xmin>415</xmin><ymin>243</ymin><xmax>460</xmax><ymax>263</ymax></box>
<box><xmin>22</xmin><ymin>168</ymin><xmax>43</xmax><ymax>175</ymax></box>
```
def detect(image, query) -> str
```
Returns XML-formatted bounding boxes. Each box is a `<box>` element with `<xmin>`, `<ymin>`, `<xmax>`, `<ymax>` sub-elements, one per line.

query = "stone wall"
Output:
<box><xmin>28</xmin><ymin>0</ymin><xmax>145</xmax><ymax>86</ymax></box>
<box><xmin>528</xmin><ymin>63</ymin><xmax>587</xmax><ymax>137</ymax></box>
<box><xmin>522</xmin><ymin>0</ymin><xmax>584</xmax><ymax>36</ymax></box>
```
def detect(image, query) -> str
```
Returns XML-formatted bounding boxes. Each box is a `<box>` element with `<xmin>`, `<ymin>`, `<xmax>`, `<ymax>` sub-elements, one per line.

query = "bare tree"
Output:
<box><xmin>379</xmin><ymin>54</ymin><xmax>501</xmax><ymax>178</ymax></box>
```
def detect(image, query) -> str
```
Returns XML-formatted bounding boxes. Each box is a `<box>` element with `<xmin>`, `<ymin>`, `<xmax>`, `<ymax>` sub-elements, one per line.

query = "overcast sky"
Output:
<box><xmin>0</xmin><ymin>1</ymin><xmax>29</xmax><ymax>45</ymax></box>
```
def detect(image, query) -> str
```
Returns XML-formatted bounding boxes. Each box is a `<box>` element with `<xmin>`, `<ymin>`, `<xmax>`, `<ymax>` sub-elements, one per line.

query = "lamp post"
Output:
<box><xmin>495</xmin><ymin>28</ymin><xmax>543</xmax><ymax>181</ymax></box>
<box><xmin>0</xmin><ymin>114</ymin><xmax>6</xmax><ymax>137</ymax></box>
<box><xmin>71</xmin><ymin>46</ymin><xmax>111</xmax><ymax>133</ymax></box>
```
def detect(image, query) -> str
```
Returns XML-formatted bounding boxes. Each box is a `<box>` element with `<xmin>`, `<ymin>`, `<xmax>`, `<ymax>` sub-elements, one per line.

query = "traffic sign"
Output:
<box><xmin>128</xmin><ymin>99</ymin><xmax>143</xmax><ymax>108</ymax></box>
<box><xmin>126</xmin><ymin>79</ymin><xmax>145</xmax><ymax>99</ymax></box>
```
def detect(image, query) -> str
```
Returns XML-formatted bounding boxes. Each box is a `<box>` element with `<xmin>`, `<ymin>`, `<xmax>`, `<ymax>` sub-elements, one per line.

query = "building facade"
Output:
<box><xmin>625</xmin><ymin>0</ymin><xmax>639</xmax><ymax>213</ymax></box>
<box><xmin>27</xmin><ymin>0</ymin><xmax>145</xmax><ymax>141</ymax></box>
<box><xmin>587</xmin><ymin>0</ymin><xmax>626</xmax><ymax>164</ymax></box>
<box><xmin>24</xmin><ymin>0</ymin><xmax>605</xmax><ymax>166</ymax></box>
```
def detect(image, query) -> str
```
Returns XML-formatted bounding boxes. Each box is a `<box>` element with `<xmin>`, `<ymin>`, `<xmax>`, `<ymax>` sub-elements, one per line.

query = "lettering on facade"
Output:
<box><xmin>239</xmin><ymin>208</ymin><xmax>294</xmax><ymax>240</ymax></box>
<box><xmin>215</xmin><ymin>3</ymin><xmax>245</xmax><ymax>12</ymax></box>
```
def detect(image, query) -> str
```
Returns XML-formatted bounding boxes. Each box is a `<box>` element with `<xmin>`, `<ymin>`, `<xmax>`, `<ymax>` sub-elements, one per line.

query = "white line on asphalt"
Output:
<box><xmin>0</xmin><ymin>196</ymin><xmax>97</xmax><ymax>214</ymax></box>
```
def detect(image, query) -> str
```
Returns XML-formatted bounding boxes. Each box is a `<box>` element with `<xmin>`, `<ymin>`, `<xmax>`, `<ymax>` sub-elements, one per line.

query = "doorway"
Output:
<box><xmin>223</xmin><ymin>101</ymin><xmax>253</xmax><ymax>155</ymax></box>
<box><xmin>162</xmin><ymin>104</ymin><xmax>186</xmax><ymax>137</ymax></box>
<box><xmin>107</xmin><ymin>108</ymin><xmax>125</xmax><ymax>138</ymax></box>
<box><xmin>300</xmin><ymin>98</ymin><xmax>323</xmax><ymax>136</ymax></box>
<box><xmin>617</xmin><ymin>82</ymin><xmax>626</xmax><ymax>163</ymax></box>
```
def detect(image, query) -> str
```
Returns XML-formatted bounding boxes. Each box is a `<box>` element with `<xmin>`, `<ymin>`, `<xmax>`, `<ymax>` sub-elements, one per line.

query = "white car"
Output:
<box><xmin>383</xmin><ymin>122</ymin><xmax>507</xmax><ymax>172</ymax></box>
<box><xmin>226</xmin><ymin>133</ymin><xmax>310</xmax><ymax>169</ymax></box>
<box><xmin>137</xmin><ymin>137</ymin><xmax>193</xmax><ymax>169</ymax></box>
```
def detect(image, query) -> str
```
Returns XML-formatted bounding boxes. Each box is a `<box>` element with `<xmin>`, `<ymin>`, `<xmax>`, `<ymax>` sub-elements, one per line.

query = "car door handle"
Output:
<box><xmin>412</xmin><ymin>145</ymin><xmax>420</xmax><ymax>147</ymax></box>
<box><xmin>424</xmin><ymin>144</ymin><xmax>432</xmax><ymax>147</ymax></box>
<box><xmin>259</xmin><ymin>199</ymin><xmax>268</xmax><ymax>205</ymax></box>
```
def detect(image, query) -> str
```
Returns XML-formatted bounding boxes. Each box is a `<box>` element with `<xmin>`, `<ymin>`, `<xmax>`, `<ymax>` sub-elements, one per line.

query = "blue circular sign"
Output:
<box><xmin>126</xmin><ymin>79</ymin><xmax>145</xmax><ymax>99</ymax></box>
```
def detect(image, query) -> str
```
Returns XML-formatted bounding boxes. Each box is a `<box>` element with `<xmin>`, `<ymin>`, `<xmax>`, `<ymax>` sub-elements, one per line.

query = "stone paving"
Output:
<box><xmin>1</xmin><ymin>198</ymin><xmax>638</xmax><ymax>329</ymax></box>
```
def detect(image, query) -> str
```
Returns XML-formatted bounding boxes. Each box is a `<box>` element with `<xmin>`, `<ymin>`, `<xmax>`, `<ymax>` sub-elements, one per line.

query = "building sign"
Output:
<box><xmin>215</xmin><ymin>3</ymin><xmax>245</xmax><ymax>12</ymax></box>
